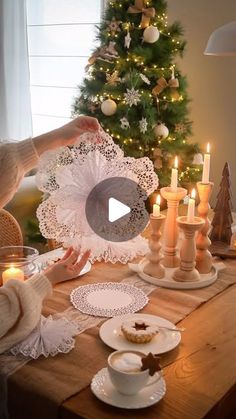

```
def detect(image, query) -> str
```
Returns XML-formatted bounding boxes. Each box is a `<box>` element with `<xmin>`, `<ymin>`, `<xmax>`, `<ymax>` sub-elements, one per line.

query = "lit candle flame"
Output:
<box><xmin>156</xmin><ymin>194</ymin><xmax>161</xmax><ymax>205</ymax></box>
<box><xmin>174</xmin><ymin>156</ymin><xmax>178</xmax><ymax>169</ymax></box>
<box><xmin>191</xmin><ymin>188</ymin><xmax>196</xmax><ymax>199</ymax></box>
<box><xmin>207</xmin><ymin>143</ymin><xmax>210</xmax><ymax>154</ymax></box>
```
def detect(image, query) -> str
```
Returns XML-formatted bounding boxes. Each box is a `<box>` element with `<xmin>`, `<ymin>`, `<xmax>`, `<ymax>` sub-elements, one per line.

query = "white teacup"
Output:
<box><xmin>107</xmin><ymin>350</ymin><xmax>161</xmax><ymax>396</ymax></box>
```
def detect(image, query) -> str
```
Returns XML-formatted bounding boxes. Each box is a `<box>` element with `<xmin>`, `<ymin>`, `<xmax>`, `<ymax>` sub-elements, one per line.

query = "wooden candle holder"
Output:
<box><xmin>173</xmin><ymin>216</ymin><xmax>204</xmax><ymax>282</ymax></box>
<box><xmin>160</xmin><ymin>187</ymin><xmax>187</xmax><ymax>268</ymax></box>
<box><xmin>196</xmin><ymin>182</ymin><xmax>214</xmax><ymax>273</ymax></box>
<box><xmin>143</xmin><ymin>214</ymin><xmax>166</xmax><ymax>279</ymax></box>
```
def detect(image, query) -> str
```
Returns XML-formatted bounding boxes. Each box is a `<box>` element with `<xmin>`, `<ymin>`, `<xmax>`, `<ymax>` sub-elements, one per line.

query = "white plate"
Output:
<box><xmin>91</xmin><ymin>367</ymin><xmax>166</xmax><ymax>409</ymax></box>
<box><xmin>79</xmin><ymin>260</ymin><xmax>91</xmax><ymax>276</ymax></box>
<box><xmin>36</xmin><ymin>248</ymin><xmax>91</xmax><ymax>277</ymax></box>
<box><xmin>70</xmin><ymin>283</ymin><xmax>148</xmax><ymax>317</ymax></box>
<box><xmin>99</xmin><ymin>313</ymin><xmax>181</xmax><ymax>354</ymax></box>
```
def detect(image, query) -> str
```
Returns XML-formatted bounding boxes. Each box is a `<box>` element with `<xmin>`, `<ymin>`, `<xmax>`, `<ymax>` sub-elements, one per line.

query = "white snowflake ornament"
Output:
<box><xmin>120</xmin><ymin>117</ymin><xmax>130</xmax><ymax>129</ymax></box>
<box><xmin>124</xmin><ymin>88</ymin><xmax>141</xmax><ymax>107</ymax></box>
<box><xmin>139</xmin><ymin>118</ymin><xmax>148</xmax><ymax>134</ymax></box>
<box><xmin>175</xmin><ymin>123</ymin><xmax>186</xmax><ymax>134</ymax></box>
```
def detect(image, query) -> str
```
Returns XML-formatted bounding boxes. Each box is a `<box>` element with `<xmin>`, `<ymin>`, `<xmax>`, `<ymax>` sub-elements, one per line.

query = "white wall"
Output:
<box><xmin>168</xmin><ymin>0</ymin><xmax>236</xmax><ymax>208</ymax></box>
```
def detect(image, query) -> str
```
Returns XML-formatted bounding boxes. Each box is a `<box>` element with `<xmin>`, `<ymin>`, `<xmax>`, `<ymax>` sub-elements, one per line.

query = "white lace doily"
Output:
<box><xmin>70</xmin><ymin>282</ymin><xmax>149</xmax><ymax>317</ymax></box>
<box><xmin>10</xmin><ymin>315</ymin><xmax>77</xmax><ymax>359</ymax></box>
<box><xmin>36</xmin><ymin>129</ymin><xmax>158</xmax><ymax>263</ymax></box>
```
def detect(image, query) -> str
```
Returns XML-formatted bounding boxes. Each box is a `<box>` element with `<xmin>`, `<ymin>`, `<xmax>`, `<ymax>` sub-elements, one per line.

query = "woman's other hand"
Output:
<box><xmin>45</xmin><ymin>247</ymin><xmax>91</xmax><ymax>285</ymax></box>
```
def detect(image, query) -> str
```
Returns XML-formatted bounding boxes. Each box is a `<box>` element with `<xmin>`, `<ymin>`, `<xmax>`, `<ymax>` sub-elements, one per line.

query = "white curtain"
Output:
<box><xmin>0</xmin><ymin>0</ymin><xmax>32</xmax><ymax>140</ymax></box>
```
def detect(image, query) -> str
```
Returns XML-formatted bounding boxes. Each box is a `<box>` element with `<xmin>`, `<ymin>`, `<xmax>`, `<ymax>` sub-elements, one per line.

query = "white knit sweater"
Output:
<box><xmin>0</xmin><ymin>139</ymin><xmax>53</xmax><ymax>354</ymax></box>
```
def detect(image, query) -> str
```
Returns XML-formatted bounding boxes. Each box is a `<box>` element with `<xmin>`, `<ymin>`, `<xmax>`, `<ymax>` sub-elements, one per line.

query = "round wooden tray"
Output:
<box><xmin>136</xmin><ymin>260</ymin><xmax>225</xmax><ymax>290</ymax></box>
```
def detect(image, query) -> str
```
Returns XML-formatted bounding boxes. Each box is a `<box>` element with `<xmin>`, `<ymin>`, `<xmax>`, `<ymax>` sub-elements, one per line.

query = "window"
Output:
<box><xmin>26</xmin><ymin>0</ymin><xmax>103</xmax><ymax>136</ymax></box>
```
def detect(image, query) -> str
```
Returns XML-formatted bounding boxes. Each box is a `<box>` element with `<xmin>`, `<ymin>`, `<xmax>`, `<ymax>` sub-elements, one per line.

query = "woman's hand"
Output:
<box><xmin>32</xmin><ymin>116</ymin><xmax>100</xmax><ymax>156</ymax></box>
<box><xmin>56</xmin><ymin>116</ymin><xmax>100</xmax><ymax>146</ymax></box>
<box><xmin>45</xmin><ymin>247</ymin><xmax>91</xmax><ymax>285</ymax></box>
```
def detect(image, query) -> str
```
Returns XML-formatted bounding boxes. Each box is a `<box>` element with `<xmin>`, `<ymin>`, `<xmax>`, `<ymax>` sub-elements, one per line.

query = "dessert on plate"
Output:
<box><xmin>121</xmin><ymin>319</ymin><xmax>159</xmax><ymax>344</ymax></box>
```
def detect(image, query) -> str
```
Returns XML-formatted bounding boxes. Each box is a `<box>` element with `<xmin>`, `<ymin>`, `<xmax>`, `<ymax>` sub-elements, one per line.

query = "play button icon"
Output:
<box><xmin>85</xmin><ymin>177</ymin><xmax>149</xmax><ymax>242</ymax></box>
<box><xmin>108</xmin><ymin>198</ymin><xmax>131</xmax><ymax>223</ymax></box>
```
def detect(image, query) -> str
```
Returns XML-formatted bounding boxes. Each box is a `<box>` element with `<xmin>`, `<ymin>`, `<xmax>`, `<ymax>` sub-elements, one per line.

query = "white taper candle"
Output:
<box><xmin>202</xmin><ymin>143</ymin><xmax>211</xmax><ymax>184</ymax></box>
<box><xmin>187</xmin><ymin>188</ymin><xmax>196</xmax><ymax>223</ymax></box>
<box><xmin>153</xmin><ymin>194</ymin><xmax>161</xmax><ymax>217</ymax></box>
<box><xmin>171</xmin><ymin>156</ymin><xmax>178</xmax><ymax>192</ymax></box>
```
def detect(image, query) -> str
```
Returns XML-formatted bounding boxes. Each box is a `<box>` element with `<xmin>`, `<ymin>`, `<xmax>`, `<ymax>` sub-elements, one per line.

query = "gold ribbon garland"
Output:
<box><xmin>128</xmin><ymin>0</ymin><xmax>156</xmax><ymax>29</ymax></box>
<box><xmin>152</xmin><ymin>76</ymin><xmax>180</xmax><ymax>99</ymax></box>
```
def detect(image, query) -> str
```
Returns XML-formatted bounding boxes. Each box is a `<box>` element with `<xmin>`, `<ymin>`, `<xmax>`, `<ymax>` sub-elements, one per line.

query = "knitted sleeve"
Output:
<box><xmin>0</xmin><ymin>273</ymin><xmax>52</xmax><ymax>354</ymax></box>
<box><xmin>0</xmin><ymin>138</ymin><xmax>39</xmax><ymax>209</ymax></box>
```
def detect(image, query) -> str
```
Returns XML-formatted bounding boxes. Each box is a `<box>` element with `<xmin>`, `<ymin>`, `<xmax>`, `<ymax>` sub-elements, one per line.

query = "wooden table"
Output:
<box><xmin>6</xmin><ymin>244</ymin><xmax>236</xmax><ymax>419</ymax></box>
<box><xmin>49</xmin><ymin>266</ymin><xmax>236</xmax><ymax>419</ymax></box>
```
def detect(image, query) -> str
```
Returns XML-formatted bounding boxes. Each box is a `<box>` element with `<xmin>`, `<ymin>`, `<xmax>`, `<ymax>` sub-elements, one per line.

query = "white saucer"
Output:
<box><xmin>91</xmin><ymin>367</ymin><xmax>166</xmax><ymax>409</ymax></box>
<box><xmin>99</xmin><ymin>313</ymin><xmax>181</xmax><ymax>354</ymax></box>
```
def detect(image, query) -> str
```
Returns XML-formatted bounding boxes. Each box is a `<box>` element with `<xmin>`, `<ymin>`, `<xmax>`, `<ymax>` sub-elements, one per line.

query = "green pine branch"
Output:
<box><xmin>72</xmin><ymin>0</ymin><xmax>202</xmax><ymax>188</ymax></box>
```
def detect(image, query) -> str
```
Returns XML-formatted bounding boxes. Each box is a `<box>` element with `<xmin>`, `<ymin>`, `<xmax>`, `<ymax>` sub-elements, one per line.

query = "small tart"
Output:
<box><xmin>121</xmin><ymin>319</ymin><xmax>159</xmax><ymax>344</ymax></box>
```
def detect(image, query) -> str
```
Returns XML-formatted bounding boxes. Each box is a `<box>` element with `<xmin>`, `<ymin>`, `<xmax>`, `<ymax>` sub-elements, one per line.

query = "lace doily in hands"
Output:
<box><xmin>10</xmin><ymin>316</ymin><xmax>77</xmax><ymax>359</ymax></box>
<box><xmin>36</xmin><ymin>129</ymin><xmax>158</xmax><ymax>263</ymax></box>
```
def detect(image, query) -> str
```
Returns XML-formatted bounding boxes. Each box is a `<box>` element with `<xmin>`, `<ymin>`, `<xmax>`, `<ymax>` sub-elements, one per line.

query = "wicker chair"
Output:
<box><xmin>0</xmin><ymin>209</ymin><xmax>23</xmax><ymax>247</ymax></box>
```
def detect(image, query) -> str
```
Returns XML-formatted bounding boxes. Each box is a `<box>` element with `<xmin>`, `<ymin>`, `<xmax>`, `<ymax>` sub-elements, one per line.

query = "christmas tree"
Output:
<box><xmin>210</xmin><ymin>162</ymin><xmax>233</xmax><ymax>245</ymax></box>
<box><xmin>73</xmin><ymin>0</ymin><xmax>201</xmax><ymax>187</ymax></box>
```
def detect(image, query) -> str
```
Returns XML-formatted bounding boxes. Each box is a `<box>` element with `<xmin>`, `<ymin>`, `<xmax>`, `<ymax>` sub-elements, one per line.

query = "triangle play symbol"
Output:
<box><xmin>108</xmin><ymin>197</ymin><xmax>131</xmax><ymax>223</ymax></box>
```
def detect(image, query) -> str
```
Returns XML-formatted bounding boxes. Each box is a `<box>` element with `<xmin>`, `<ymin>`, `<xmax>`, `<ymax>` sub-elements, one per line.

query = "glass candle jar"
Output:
<box><xmin>0</xmin><ymin>246</ymin><xmax>40</xmax><ymax>285</ymax></box>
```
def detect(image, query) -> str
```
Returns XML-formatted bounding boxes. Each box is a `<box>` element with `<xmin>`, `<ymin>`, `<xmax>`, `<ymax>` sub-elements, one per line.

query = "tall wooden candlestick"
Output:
<box><xmin>173</xmin><ymin>216</ymin><xmax>204</xmax><ymax>282</ymax></box>
<box><xmin>160</xmin><ymin>187</ymin><xmax>187</xmax><ymax>268</ymax></box>
<box><xmin>143</xmin><ymin>214</ymin><xmax>166</xmax><ymax>279</ymax></box>
<box><xmin>196</xmin><ymin>182</ymin><xmax>214</xmax><ymax>273</ymax></box>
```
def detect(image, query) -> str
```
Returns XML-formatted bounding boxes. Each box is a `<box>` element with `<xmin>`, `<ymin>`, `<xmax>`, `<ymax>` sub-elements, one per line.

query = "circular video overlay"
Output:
<box><xmin>85</xmin><ymin>177</ymin><xmax>149</xmax><ymax>242</ymax></box>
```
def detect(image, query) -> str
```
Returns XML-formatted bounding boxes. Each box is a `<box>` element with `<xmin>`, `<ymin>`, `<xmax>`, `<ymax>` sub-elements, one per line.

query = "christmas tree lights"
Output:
<box><xmin>73</xmin><ymin>0</ymin><xmax>202</xmax><ymax>187</ymax></box>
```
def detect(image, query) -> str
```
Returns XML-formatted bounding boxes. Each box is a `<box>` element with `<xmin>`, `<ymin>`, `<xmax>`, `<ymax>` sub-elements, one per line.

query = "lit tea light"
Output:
<box><xmin>202</xmin><ymin>143</ymin><xmax>211</xmax><ymax>184</ymax></box>
<box><xmin>153</xmin><ymin>194</ymin><xmax>161</xmax><ymax>217</ymax></box>
<box><xmin>2</xmin><ymin>266</ymin><xmax>24</xmax><ymax>285</ymax></box>
<box><xmin>171</xmin><ymin>156</ymin><xmax>178</xmax><ymax>192</ymax></box>
<box><xmin>187</xmin><ymin>188</ymin><xmax>196</xmax><ymax>223</ymax></box>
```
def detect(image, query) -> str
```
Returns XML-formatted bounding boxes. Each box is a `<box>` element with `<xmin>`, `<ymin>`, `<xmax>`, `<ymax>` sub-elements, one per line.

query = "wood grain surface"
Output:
<box><xmin>60</xmin><ymin>284</ymin><xmax>236</xmax><ymax>419</ymax></box>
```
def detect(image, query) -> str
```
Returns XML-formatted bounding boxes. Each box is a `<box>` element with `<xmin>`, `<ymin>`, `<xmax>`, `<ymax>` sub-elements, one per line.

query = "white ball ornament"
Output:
<box><xmin>154</xmin><ymin>123</ymin><xmax>169</xmax><ymax>139</ymax></box>
<box><xmin>101</xmin><ymin>99</ymin><xmax>117</xmax><ymax>116</ymax></box>
<box><xmin>143</xmin><ymin>25</ymin><xmax>160</xmax><ymax>43</ymax></box>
